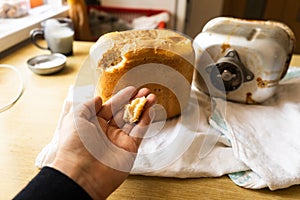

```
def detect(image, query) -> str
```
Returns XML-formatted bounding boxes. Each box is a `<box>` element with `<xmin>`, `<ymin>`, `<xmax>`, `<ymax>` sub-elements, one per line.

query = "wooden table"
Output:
<box><xmin>0</xmin><ymin>41</ymin><xmax>300</xmax><ymax>200</ymax></box>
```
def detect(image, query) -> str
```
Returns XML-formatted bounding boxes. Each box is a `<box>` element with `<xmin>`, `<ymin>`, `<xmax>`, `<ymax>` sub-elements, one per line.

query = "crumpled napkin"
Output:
<box><xmin>209</xmin><ymin>67</ymin><xmax>300</xmax><ymax>190</ymax></box>
<box><xmin>35</xmin><ymin>84</ymin><xmax>248</xmax><ymax>178</ymax></box>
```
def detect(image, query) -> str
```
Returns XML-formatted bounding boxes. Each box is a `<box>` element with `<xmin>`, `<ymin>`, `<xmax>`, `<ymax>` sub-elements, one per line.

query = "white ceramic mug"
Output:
<box><xmin>30</xmin><ymin>18</ymin><xmax>74</xmax><ymax>56</ymax></box>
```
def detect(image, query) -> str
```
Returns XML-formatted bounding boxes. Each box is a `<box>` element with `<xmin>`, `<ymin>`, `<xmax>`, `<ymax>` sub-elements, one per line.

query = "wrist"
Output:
<box><xmin>50</xmin><ymin>157</ymin><xmax>106</xmax><ymax>200</ymax></box>
<box><xmin>50</xmin><ymin>152</ymin><xmax>130</xmax><ymax>200</ymax></box>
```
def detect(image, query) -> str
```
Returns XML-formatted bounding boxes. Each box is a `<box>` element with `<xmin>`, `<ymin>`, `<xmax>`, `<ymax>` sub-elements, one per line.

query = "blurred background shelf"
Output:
<box><xmin>0</xmin><ymin>4</ymin><xmax>68</xmax><ymax>53</ymax></box>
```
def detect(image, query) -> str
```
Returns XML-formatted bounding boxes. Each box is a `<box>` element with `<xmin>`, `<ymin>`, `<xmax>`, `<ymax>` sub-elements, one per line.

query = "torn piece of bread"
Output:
<box><xmin>90</xmin><ymin>29</ymin><xmax>195</xmax><ymax>121</ymax></box>
<box><xmin>123</xmin><ymin>96</ymin><xmax>148</xmax><ymax>124</ymax></box>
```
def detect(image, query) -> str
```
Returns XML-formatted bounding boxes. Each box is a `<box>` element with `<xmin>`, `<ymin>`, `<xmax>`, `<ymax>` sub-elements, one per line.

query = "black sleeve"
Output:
<box><xmin>13</xmin><ymin>166</ymin><xmax>92</xmax><ymax>200</ymax></box>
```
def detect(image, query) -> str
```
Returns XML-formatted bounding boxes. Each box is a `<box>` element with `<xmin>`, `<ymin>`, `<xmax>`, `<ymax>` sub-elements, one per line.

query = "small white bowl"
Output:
<box><xmin>27</xmin><ymin>53</ymin><xmax>67</xmax><ymax>75</ymax></box>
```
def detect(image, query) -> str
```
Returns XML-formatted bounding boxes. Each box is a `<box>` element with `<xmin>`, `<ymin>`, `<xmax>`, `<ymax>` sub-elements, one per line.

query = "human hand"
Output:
<box><xmin>50</xmin><ymin>86</ymin><xmax>157</xmax><ymax>199</ymax></box>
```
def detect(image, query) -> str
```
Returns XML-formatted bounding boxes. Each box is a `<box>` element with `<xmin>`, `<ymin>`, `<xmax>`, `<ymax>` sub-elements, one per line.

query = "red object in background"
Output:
<box><xmin>87</xmin><ymin>5</ymin><xmax>168</xmax><ymax>29</ymax></box>
<box><xmin>30</xmin><ymin>0</ymin><xmax>44</xmax><ymax>8</ymax></box>
<box><xmin>157</xmin><ymin>21</ymin><xmax>166</xmax><ymax>29</ymax></box>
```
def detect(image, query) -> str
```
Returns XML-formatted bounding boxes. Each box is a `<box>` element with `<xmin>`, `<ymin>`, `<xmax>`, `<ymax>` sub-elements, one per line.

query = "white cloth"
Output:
<box><xmin>132</xmin><ymin>12</ymin><xmax>169</xmax><ymax>29</ymax></box>
<box><xmin>210</xmin><ymin>67</ymin><xmax>300</xmax><ymax>190</ymax></box>
<box><xmin>35</xmin><ymin>55</ymin><xmax>300</xmax><ymax>190</ymax></box>
<box><xmin>35</xmin><ymin>84</ymin><xmax>248</xmax><ymax>179</ymax></box>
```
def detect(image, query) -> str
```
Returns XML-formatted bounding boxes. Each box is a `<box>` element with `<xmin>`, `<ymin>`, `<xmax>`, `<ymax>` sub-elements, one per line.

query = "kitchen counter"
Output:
<box><xmin>0</xmin><ymin>40</ymin><xmax>299</xmax><ymax>199</ymax></box>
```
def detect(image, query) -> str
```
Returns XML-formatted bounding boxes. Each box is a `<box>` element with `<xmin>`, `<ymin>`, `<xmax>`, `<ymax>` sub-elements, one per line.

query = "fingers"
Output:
<box><xmin>76</xmin><ymin>96</ymin><xmax>103</xmax><ymax>119</ymax></box>
<box><xmin>94</xmin><ymin>96</ymin><xmax>103</xmax><ymax>113</ymax></box>
<box><xmin>97</xmin><ymin>86</ymin><xmax>137</xmax><ymax>121</ymax></box>
<box><xmin>97</xmin><ymin>87</ymin><xmax>157</xmax><ymax>152</ymax></box>
<box><xmin>134</xmin><ymin>87</ymin><xmax>151</xmax><ymax>99</ymax></box>
<box><xmin>138</xmin><ymin>93</ymin><xmax>157</xmax><ymax>126</ymax></box>
<box><xmin>128</xmin><ymin>93</ymin><xmax>157</xmax><ymax>140</ymax></box>
<box><xmin>106</xmin><ymin>126</ymin><xmax>140</xmax><ymax>152</ymax></box>
<box><xmin>106</xmin><ymin>88</ymin><xmax>156</xmax><ymax>130</ymax></box>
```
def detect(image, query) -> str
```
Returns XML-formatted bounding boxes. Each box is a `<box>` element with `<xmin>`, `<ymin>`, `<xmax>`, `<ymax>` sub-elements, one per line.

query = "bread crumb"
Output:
<box><xmin>123</xmin><ymin>96</ymin><xmax>147</xmax><ymax>124</ymax></box>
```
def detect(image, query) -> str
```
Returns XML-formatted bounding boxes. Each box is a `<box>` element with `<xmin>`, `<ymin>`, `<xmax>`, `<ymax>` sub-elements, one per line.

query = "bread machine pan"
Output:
<box><xmin>193</xmin><ymin>17</ymin><xmax>295</xmax><ymax>104</ymax></box>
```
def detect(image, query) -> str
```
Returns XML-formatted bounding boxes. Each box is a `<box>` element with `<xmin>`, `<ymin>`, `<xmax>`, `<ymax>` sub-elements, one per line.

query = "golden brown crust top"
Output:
<box><xmin>89</xmin><ymin>29</ymin><xmax>194</xmax><ymax>71</ymax></box>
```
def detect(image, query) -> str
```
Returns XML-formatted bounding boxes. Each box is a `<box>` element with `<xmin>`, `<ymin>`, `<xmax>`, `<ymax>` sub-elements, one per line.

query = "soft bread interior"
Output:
<box><xmin>123</xmin><ymin>96</ymin><xmax>148</xmax><ymax>124</ymax></box>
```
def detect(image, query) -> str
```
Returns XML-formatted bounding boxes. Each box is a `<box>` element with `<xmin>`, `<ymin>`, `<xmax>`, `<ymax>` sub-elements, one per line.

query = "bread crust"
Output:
<box><xmin>91</xmin><ymin>30</ymin><xmax>195</xmax><ymax>120</ymax></box>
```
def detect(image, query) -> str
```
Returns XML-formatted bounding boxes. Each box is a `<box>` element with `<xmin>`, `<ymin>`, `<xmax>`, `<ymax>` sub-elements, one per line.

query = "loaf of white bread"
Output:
<box><xmin>90</xmin><ymin>29</ymin><xmax>195</xmax><ymax>120</ymax></box>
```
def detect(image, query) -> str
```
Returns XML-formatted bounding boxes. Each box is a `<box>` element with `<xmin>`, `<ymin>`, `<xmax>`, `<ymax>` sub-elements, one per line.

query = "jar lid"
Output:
<box><xmin>27</xmin><ymin>53</ymin><xmax>66</xmax><ymax>75</ymax></box>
